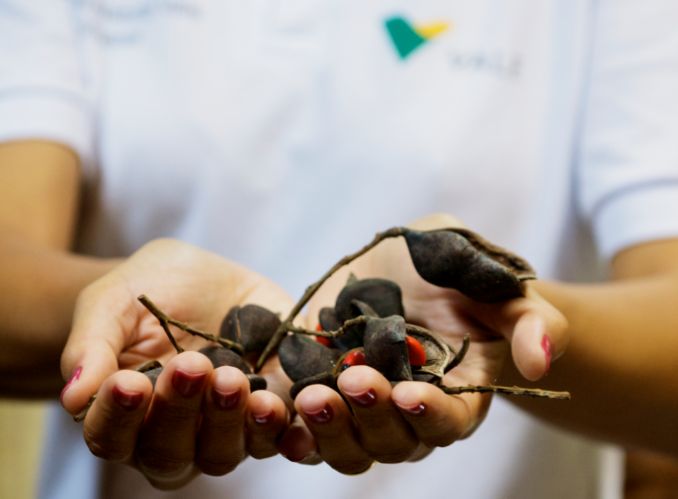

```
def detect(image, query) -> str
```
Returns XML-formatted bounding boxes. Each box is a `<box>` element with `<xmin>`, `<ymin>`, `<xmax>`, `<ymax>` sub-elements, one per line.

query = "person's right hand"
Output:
<box><xmin>60</xmin><ymin>239</ymin><xmax>297</xmax><ymax>489</ymax></box>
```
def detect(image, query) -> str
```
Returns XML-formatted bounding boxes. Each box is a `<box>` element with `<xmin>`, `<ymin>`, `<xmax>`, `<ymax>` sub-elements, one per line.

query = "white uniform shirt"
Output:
<box><xmin>2</xmin><ymin>0</ymin><xmax>678</xmax><ymax>498</ymax></box>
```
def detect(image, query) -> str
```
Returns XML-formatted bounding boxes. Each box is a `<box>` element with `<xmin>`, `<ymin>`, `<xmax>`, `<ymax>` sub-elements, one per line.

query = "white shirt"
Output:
<box><xmin>2</xmin><ymin>0</ymin><xmax>678</xmax><ymax>498</ymax></box>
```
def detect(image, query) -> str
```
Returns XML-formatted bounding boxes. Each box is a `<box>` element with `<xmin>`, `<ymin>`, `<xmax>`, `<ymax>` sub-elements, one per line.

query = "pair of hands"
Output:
<box><xmin>59</xmin><ymin>215</ymin><xmax>568</xmax><ymax>489</ymax></box>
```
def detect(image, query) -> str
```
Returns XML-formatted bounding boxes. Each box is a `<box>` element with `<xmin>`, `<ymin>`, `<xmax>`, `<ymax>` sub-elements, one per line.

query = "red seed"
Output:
<box><xmin>343</xmin><ymin>350</ymin><xmax>366</xmax><ymax>368</ymax></box>
<box><xmin>315</xmin><ymin>323</ymin><xmax>323</xmax><ymax>331</ymax></box>
<box><xmin>315</xmin><ymin>335</ymin><xmax>332</xmax><ymax>347</ymax></box>
<box><xmin>406</xmin><ymin>336</ymin><xmax>426</xmax><ymax>366</ymax></box>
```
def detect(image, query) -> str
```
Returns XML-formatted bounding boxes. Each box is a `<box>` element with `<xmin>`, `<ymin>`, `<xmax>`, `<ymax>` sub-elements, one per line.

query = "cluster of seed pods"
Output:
<box><xmin>278</xmin><ymin>276</ymin><xmax>468</xmax><ymax>400</ymax></box>
<box><xmin>75</xmin><ymin>227</ymin><xmax>565</xmax><ymax>422</ymax></box>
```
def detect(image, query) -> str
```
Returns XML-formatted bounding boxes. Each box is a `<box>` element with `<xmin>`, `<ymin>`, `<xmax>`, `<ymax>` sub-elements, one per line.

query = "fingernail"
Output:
<box><xmin>347</xmin><ymin>389</ymin><xmax>377</xmax><ymax>408</ymax></box>
<box><xmin>172</xmin><ymin>370</ymin><xmax>206</xmax><ymax>397</ymax></box>
<box><xmin>253</xmin><ymin>411</ymin><xmax>275</xmax><ymax>425</ymax></box>
<box><xmin>542</xmin><ymin>336</ymin><xmax>552</xmax><ymax>376</ymax></box>
<box><xmin>112</xmin><ymin>386</ymin><xmax>143</xmax><ymax>410</ymax></box>
<box><xmin>304</xmin><ymin>404</ymin><xmax>333</xmax><ymax>425</ymax></box>
<box><xmin>398</xmin><ymin>402</ymin><xmax>426</xmax><ymax>416</ymax></box>
<box><xmin>212</xmin><ymin>388</ymin><xmax>241</xmax><ymax>410</ymax></box>
<box><xmin>60</xmin><ymin>366</ymin><xmax>82</xmax><ymax>405</ymax></box>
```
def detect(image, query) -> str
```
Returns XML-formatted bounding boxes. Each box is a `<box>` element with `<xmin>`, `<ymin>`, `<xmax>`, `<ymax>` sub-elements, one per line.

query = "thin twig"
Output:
<box><xmin>138</xmin><ymin>295</ymin><xmax>244</xmax><ymax>355</ymax></box>
<box><xmin>287</xmin><ymin>316</ymin><xmax>370</xmax><ymax>339</ymax></box>
<box><xmin>440</xmin><ymin>384</ymin><xmax>570</xmax><ymax>400</ymax></box>
<box><xmin>255</xmin><ymin>227</ymin><xmax>405</xmax><ymax>371</ymax></box>
<box><xmin>445</xmin><ymin>333</ymin><xmax>471</xmax><ymax>373</ymax></box>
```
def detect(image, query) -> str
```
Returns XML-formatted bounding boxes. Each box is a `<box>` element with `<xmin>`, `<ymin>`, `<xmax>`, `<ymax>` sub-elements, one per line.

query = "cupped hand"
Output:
<box><xmin>278</xmin><ymin>214</ymin><xmax>568</xmax><ymax>474</ymax></box>
<box><xmin>60</xmin><ymin>239</ymin><xmax>296</xmax><ymax>489</ymax></box>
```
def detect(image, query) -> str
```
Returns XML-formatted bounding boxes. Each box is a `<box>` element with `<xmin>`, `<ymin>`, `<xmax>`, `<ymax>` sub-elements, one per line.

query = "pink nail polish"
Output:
<box><xmin>542</xmin><ymin>336</ymin><xmax>552</xmax><ymax>376</ymax></box>
<box><xmin>171</xmin><ymin>370</ymin><xmax>206</xmax><ymax>397</ymax></box>
<box><xmin>347</xmin><ymin>389</ymin><xmax>377</xmax><ymax>408</ymax></box>
<box><xmin>60</xmin><ymin>366</ymin><xmax>82</xmax><ymax>405</ymax></box>
<box><xmin>304</xmin><ymin>404</ymin><xmax>333</xmax><ymax>425</ymax></box>
<box><xmin>212</xmin><ymin>388</ymin><xmax>241</xmax><ymax>410</ymax></box>
<box><xmin>253</xmin><ymin>411</ymin><xmax>275</xmax><ymax>425</ymax></box>
<box><xmin>399</xmin><ymin>402</ymin><xmax>426</xmax><ymax>416</ymax></box>
<box><xmin>112</xmin><ymin>386</ymin><xmax>143</xmax><ymax>410</ymax></box>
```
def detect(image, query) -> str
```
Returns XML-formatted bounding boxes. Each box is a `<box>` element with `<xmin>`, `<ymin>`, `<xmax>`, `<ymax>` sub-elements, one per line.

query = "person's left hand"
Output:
<box><xmin>277</xmin><ymin>214</ymin><xmax>569</xmax><ymax>474</ymax></box>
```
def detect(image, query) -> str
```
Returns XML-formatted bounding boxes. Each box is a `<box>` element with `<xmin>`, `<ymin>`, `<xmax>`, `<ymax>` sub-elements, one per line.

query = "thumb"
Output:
<box><xmin>60</xmin><ymin>280</ymin><xmax>135</xmax><ymax>415</ymax></box>
<box><xmin>491</xmin><ymin>286</ymin><xmax>569</xmax><ymax>381</ymax></box>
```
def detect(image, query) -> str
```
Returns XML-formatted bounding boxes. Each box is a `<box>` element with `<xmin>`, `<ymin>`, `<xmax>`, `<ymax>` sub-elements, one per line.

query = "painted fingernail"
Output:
<box><xmin>253</xmin><ymin>411</ymin><xmax>275</xmax><ymax>425</ymax></box>
<box><xmin>304</xmin><ymin>404</ymin><xmax>333</xmax><ymax>425</ymax></box>
<box><xmin>212</xmin><ymin>388</ymin><xmax>241</xmax><ymax>410</ymax></box>
<box><xmin>347</xmin><ymin>389</ymin><xmax>377</xmax><ymax>408</ymax></box>
<box><xmin>398</xmin><ymin>402</ymin><xmax>426</xmax><ymax>416</ymax></box>
<box><xmin>172</xmin><ymin>370</ymin><xmax>206</xmax><ymax>397</ymax></box>
<box><xmin>542</xmin><ymin>336</ymin><xmax>552</xmax><ymax>376</ymax></box>
<box><xmin>112</xmin><ymin>386</ymin><xmax>143</xmax><ymax>410</ymax></box>
<box><xmin>60</xmin><ymin>366</ymin><xmax>82</xmax><ymax>405</ymax></box>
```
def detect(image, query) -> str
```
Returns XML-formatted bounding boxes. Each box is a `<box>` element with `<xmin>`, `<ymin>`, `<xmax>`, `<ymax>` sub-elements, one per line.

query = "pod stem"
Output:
<box><xmin>138</xmin><ymin>295</ymin><xmax>245</xmax><ymax>355</ymax></box>
<box><xmin>286</xmin><ymin>315</ymin><xmax>370</xmax><ymax>339</ymax></box>
<box><xmin>444</xmin><ymin>333</ymin><xmax>471</xmax><ymax>372</ymax></box>
<box><xmin>440</xmin><ymin>384</ymin><xmax>571</xmax><ymax>400</ymax></box>
<box><xmin>255</xmin><ymin>227</ymin><xmax>405</xmax><ymax>372</ymax></box>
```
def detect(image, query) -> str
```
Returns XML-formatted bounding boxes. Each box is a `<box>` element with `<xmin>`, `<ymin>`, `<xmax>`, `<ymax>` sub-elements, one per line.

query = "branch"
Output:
<box><xmin>445</xmin><ymin>333</ymin><xmax>471</xmax><ymax>373</ymax></box>
<box><xmin>286</xmin><ymin>316</ymin><xmax>370</xmax><ymax>339</ymax></box>
<box><xmin>255</xmin><ymin>227</ymin><xmax>405</xmax><ymax>371</ymax></box>
<box><xmin>138</xmin><ymin>295</ymin><xmax>244</xmax><ymax>356</ymax></box>
<box><xmin>440</xmin><ymin>384</ymin><xmax>570</xmax><ymax>400</ymax></box>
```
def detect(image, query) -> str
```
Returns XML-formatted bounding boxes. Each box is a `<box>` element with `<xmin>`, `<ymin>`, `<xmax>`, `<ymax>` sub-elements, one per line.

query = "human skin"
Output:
<box><xmin>0</xmin><ymin>140</ymin><xmax>302</xmax><ymax>489</ymax></box>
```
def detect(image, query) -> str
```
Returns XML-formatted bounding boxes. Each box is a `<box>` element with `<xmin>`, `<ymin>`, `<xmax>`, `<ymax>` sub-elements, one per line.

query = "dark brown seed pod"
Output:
<box><xmin>143</xmin><ymin>367</ymin><xmax>164</xmax><ymax>388</ymax></box>
<box><xmin>402</xmin><ymin>227</ymin><xmax>535</xmax><ymax>303</ymax></box>
<box><xmin>246</xmin><ymin>374</ymin><xmax>267</xmax><ymax>392</ymax></box>
<box><xmin>318</xmin><ymin>307</ymin><xmax>342</xmax><ymax>332</ymax></box>
<box><xmin>335</xmin><ymin>278</ymin><xmax>405</xmax><ymax>322</ymax></box>
<box><xmin>199</xmin><ymin>345</ymin><xmax>253</xmax><ymax>374</ymax></box>
<box><xmin>363</xmin><ymin>316</ymin><xmax>412</xmax><ymax>382</ymax></box>
<box><xmin>405</xmin><ymin>324</ymin><xmax>452</xmax><ymax>381</ymax></box>
<box><xmin>220</xmin><ymin>304</ymin><xmax>282</xmax><ymax>355</ymax></box>
<box><xmin>279</xmin><ymin>334</ymin><xmax>341</xmax><ymax>382</ymax></box>
<box><xmin>289</xmin><ymin>372</ymin><xmax>339</xmax><ymax>400</ymax></box>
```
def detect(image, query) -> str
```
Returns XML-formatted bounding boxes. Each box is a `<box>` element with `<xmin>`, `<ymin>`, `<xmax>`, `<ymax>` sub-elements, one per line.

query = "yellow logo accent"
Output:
<box><xmin>413</xmin><ymin>22</ymin><xmax>450</xmax><ymax>41</ymax></box>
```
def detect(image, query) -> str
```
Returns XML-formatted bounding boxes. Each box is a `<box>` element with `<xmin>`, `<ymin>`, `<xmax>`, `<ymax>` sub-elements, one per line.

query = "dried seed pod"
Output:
<box><xmin>405</xmin><ymin>324</ymin><xmax>452</xmax><ymax>381</ymax></box>
<box><xmin>290</xmin><ymin>373</ymin><xmax>339</xmax><ymax>400</ymax></box>
<box><xmin>135</xmin><ymin>360</ymin><xmax>164</xmax><ymax>388</ymax></box>
<box><xmin>245</xmin><ymin>374</ymin><xmax>267</xmax><ymax>392</ymax></box>
<box><xmin>199</xmin><ymin>346</ymin><xmax>268</xmax><ymax>391</ymax></box>
<box><xmin>335</xmin><ymin>278</ymin><xmax>405</xmax><ymax>322</ymax></box>
<box><xmin>318</xmin><ymin>307</ymin><xmax>342</xmax><ymax>332</ymax></box>
<box><xmin>220</xmin><ymin>304</ymin><xmax>281</xmax><ymax>354</ymax></box>
<box><xmin>363</xmin><ymin>316</ymin><xmax>412</xmax><ymax>382</ymax></box>
<box><xmin>199</xmin><ymin>345</ymin><xmax>252</xmax><ymax>374</ymax></box>
<box><xmin>402</xmin><ymin>227</ymin><xmax>536</xmax><ymax>303</ymax></box>
<box><xmin>143</xmin><ymin>367</ymin><xmax>164</xmax><ymax>388</ymax></box>
<box><xmin>279</xmin><ymin>334</ymin><xmax>341</xmax><ymax>382</ymax></box>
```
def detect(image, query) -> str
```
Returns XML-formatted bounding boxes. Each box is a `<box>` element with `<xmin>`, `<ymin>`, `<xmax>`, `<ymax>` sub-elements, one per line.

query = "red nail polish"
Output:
<box><xmin>60</xmin><ymin>366</ymin><xmax>82</xmax><ymax>405</ymax></box>
<box><xmin>172</xmin><ymin>370</ymin><xmax>206</xmax><ymax>397</ymax></box>
<box><xmin>542</xmin><ymin>336</ymin><xmax>552</xmax><ymax>376</ymax></box>
<box><xmin>212</xmin><ymin>388</ymin><xmax>241</xmax><ymax>410</ymax></box>
<box><xmin>112</xmin><ymin>386</ymin><xmax>143</xmax><ymax>410</ymax></box>
<box><xmin>304</xmin><ymin>404</ymin><xmax>333</xmax><ymax>424</ymax></box>
<box><xmin>399</xmin><ymin>402</ymin><xmax>426</xmax><ymax>416</ymax></box>
<box><xmin>347</xmin><ymin>389</ymin><xmax>377</xmax><ymax>408</ymax></box>
<box><xmin>253</xmin><ymin>411</ymin><xmax>275</xmax><ymax>425</ymax></box>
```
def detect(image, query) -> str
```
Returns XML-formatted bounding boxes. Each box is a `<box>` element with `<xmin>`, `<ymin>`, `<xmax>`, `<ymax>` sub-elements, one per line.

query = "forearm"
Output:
<box><xmin>0</xmin><ymin>231</ymin><xmax>119</xmax><ymax>396</ymax></box>
<box><xmin>499</xmin><ymin>272</ymin><xmax>678</xmax><ymax>456</ymax></box>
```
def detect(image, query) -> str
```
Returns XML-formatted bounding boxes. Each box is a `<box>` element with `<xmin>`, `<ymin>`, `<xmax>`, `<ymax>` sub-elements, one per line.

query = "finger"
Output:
<box><xmin>277</xmin><ymin>415</ymin><xmax>321</xmax><ymax>464</ymax></box>
<box><xmin>135</xmin><ymin>351</ymin><xmax>212</xmax><ymax>484</ymax></box>
<box><xmin>491</xmin><ymin>286</ymin><xmax>569</xmax><ymax>381</ymax></box>
<box><xmin>61</xmin><ymin>282</ymin><xmax>138</xmax><ymax>414</ymax></box>
<box><xmin>245</xmin><ymin>390</ymin><xmax>288</xmax><ymax>459</ymax></box>
<box><xmin>82</xmin><ymin>370</ymin><xmax>153</xmax><ymax>462</ymax></box>
<box><xmin>295</xmin><ymin>385</ymin><xmax>374</xmax><ymax>475</ymax></box>
<box><xmin>195</xmin><ymin>366</ymin><xmax>250</xmax><ymax>476</ymax></box>
<box><xmin>392</xmin><ymin>381</ymin><xmax>490</xmax><ymax>447</ymax></box>
<box><xmin>338</xmin><ymin>366</ymin><xmax>419</xmax><ymax>463</ymax></box>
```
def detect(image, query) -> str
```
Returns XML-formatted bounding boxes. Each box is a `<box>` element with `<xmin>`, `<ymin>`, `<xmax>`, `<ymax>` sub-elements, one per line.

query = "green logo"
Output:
<box><xmin>385</xmin><ymin>17</ymin><xmax>450</xmax><ymax>59</ymax></box>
